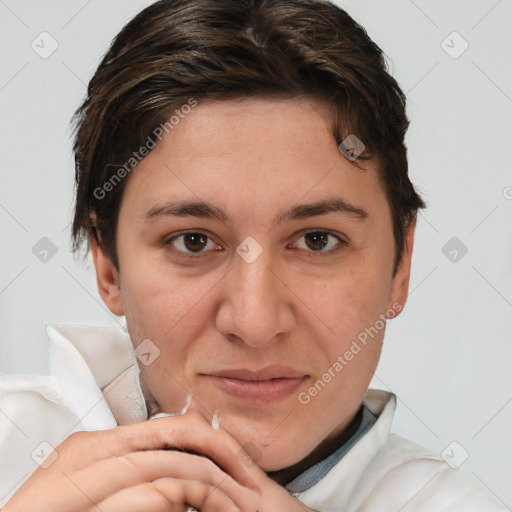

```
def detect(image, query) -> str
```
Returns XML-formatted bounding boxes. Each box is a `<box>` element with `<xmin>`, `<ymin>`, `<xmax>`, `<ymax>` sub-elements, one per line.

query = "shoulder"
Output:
<box><xmin>353</xmin><ymin>433</ymin><xmax>505</xmax><ymax>511</ymax></box>
<box><xmin>0</xmin><ymin>374</ymin><xmax>83</xmax><ymax>443</ymax></box>
<box><xmin>0</xmin><ymin>323</ymin><xmax>134</xmax><ymax>506</ymax></box>
<box><xmin>0</xmin><ymin>374</ymin><xmax>83</xmax><ymax>506</ymax></box>
<box><xmin>296</xmin><ymin>390</ymin><xmax>504</xmax><ymax>511</ymax></box>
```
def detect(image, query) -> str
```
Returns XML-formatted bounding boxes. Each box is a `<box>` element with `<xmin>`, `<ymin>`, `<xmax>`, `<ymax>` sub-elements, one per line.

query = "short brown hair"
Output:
<box><xmin>71</xmin><ymin>0</ymin><xmax>425</xmax><ymax>272</ymax></box>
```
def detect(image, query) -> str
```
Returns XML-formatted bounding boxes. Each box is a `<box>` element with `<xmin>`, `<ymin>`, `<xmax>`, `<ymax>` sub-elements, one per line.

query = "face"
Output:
<box><xmin>92</xmin><ymin>97</ymin><xmax>414</xmax><ymax>471</ymax></box>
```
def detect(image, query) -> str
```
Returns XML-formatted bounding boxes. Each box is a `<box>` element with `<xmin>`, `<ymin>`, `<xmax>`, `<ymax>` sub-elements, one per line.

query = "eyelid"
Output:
<box><xmin>292</xmin><ymin>227</ymin><xmax>348</xmax><ymax>243</ymax></box>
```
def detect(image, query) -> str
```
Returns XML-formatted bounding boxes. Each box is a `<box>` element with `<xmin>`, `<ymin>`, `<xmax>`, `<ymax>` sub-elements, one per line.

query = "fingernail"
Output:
<box><xmin>211</xmin><ymin>409</ymin><xmax>220</xmax><ymax>430</ymax></box>
<box><xmin>180</xmin><ymin>393</ymin><xmax>192</xmax><ymax>415</ymax></box>
<box><xmin>148</xmin><ymin>393</ymin><xmax>192</xmax><ymax>420</ymax></box>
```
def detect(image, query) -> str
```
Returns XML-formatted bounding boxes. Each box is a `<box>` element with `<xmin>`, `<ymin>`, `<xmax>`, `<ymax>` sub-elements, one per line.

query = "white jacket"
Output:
<box><xmin>0</xmin><ymin>324</ymin><xmax>504</xmax><ymax>511</ymax></box>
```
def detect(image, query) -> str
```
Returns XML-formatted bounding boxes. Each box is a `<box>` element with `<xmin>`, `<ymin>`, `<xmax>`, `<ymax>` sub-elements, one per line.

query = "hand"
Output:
<box><xmin>225</xmin><ymin>433</ymin><xmax>316</xmax><ymax>512</ymax></box>
<box><xmin>4</xmin><ymin>410</ymin><xmax>315</xmax><ymax>512</ymax></box>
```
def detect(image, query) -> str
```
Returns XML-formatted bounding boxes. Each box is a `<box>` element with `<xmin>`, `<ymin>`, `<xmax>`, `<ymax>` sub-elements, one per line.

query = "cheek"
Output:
<box><xmin>117</xmin><ymin>253</ymin><xmax>221</xmax><ymax>370</ymax></box>
<box><xmin>119</xmin><ymin>249</ymin><xmax>210</xmax><ymax>338</ymax></box>
<box><xmin>297</xmin><ymin>265</ymin><xmax>391</xmax><ymax>426</ymax></box>
<box><xmin>303</xmin><ymin>255</ymin><xmax>393</xmax><ymax>347</ymax></box>
<box><xmin>119</xmin><ymin>267</ymin><xmax>217</xmax><ymax>413</ymax></box>
<box><xmin>309</xmin><ymin>247</ymin><xmax>393</xmax><ymax>399</ymax></box>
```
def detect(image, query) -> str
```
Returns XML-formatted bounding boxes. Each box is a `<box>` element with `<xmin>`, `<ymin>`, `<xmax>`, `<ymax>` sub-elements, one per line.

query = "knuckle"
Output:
<box><xmin>152</xmin><ymin>423</ymin><xmax>181</xmax><ymax>450</ymax></box>
<box><xmin>152</xmin><ymin>478</ymin><xmax>184</xmax><ymax>503</ymax></box>
<box><xmin>58</xmin><ymin>431</ymin><xmax>89</xmax><ymax>459</ymax></box>
<box><xmin>136</xmin><ymin>482</ymin><xmax>173</xmax><ymax>507</ymax></box>
<box><xmin>116</xmin><ymin>451</ymin><xmax>141</xmax><ymax>471</ymax></box>
<box><xmin>65</xmin><ymin>430</ymin><xmax>87</xmax><ymax>445</ymax></box>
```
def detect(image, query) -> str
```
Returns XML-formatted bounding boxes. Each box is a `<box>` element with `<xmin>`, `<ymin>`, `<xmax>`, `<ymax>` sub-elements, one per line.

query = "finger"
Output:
<box><xmin>95</xmin><ymin>479</ymin><xmax>241</xmax><ymax>512</ymax></box>
<box><xmin>75</xmin><ymin>411</ymin><xmax>258</xmax><ymax>490</ymax></box>
<box><xmin>154</xmin><ymin>478</ymin><xmax>241</xmax><ymax>512</ymax></box>
<box><xmin>90</xmin><ymin>481</ymin><xmax>175</xmax><ymax>512</ymax></box>
<box><xmin>78</xmin><ymin>449</ymin><xmax>255</xmax><ymax>507</ymax></box>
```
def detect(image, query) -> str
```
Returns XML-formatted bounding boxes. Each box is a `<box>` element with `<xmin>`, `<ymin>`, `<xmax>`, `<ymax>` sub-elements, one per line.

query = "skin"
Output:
<box><xmin>5</xmin><ymin>411</ymin><xmax>311</xmax><ymax>511</ymax></box>
<box><xmin>104</xmin><ymin>96</ymin><xmax>413</xmax><ymax>467</ymax></box>
<box><xmin>5</xmin><ymin>97</ymin><xmax>414</xmax><ymax>511</ymax></box>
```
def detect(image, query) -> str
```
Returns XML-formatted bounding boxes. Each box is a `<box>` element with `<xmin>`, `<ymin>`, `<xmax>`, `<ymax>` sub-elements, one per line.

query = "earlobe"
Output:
<box><xmin>389</xmin><ymin>220</ymin><xmax>416</xmax><ymax>315</ymax></box>
<box><xmin>89</xmin><ymin>234</ymin><xmax>124</xmax><ymax>316</ymax></box>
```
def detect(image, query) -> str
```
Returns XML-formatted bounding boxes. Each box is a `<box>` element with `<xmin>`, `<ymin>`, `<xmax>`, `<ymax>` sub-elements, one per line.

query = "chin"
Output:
<box><xmin>218</xmin><ymin>413</ymin><xmax>306</xmax><ymax>472</ymax></box>
<box><xmin>257</xmin><ymin>450</ymin><xmax>298</xmax><ymax>472</ymax></box>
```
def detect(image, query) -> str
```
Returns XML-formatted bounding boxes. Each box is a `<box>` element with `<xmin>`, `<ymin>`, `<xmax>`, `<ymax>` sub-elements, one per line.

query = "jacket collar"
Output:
<box><xmin>296</xmin><ymin>389</ymin><xmax>396</xmax><ymax>510</ymax></box>
<box><xmin>46</xmin><ymin>324</ymin><xmax>146</xmax><ymax>428</ymax></box>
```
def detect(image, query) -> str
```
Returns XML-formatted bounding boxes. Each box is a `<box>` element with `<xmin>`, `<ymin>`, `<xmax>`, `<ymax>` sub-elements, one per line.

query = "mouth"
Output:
<box><xmin>202</xmin><ymin>366</ymin><xmax>309</xmax><ymax>404</ymax></box>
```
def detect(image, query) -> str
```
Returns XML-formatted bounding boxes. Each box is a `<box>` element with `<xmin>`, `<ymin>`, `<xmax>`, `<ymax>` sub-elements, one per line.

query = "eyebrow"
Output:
<box><xmin>142</xmin><ymin>197</ymin><xmax>368</xmax><ymax>225</ymax></box>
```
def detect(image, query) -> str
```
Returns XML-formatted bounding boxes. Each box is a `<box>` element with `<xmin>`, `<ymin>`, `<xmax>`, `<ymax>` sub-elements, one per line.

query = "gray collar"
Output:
<box><xmin>285</xmin><ymin>405</ymin><xmax>378</xmax><ymax>493</ymax></box>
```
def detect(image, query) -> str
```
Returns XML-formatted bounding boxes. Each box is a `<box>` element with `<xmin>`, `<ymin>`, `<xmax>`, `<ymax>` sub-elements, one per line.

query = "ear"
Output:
<box><xmin>89</xmin><ymin>232</ymin><xmax>124</xmax><ymax>317</ymax></box>
<box><xmin>389</xmin><ymin>220</ymin><xmax>416</xmax><ymax>316</ymax></box>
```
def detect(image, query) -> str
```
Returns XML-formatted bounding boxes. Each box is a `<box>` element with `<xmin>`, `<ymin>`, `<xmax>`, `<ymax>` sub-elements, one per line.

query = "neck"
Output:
<box><xmin>266</xmin><ymin>406</ymin><xmax>363</xmax><ymax>486</ymax></box>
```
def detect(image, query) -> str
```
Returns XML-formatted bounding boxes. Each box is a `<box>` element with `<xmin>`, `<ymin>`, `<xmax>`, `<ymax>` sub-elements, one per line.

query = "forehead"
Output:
<box><xmin>119</xmin><ymin>97</ymin><xmax>390</xmax><ymax>225</ymax></box>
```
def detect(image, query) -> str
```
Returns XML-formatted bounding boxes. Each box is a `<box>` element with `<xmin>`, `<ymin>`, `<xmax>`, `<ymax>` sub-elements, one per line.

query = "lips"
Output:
<box><xmin>203</xmin><ymin>365</ymin><xmax>309</xmax><ymax>404</ymax></box>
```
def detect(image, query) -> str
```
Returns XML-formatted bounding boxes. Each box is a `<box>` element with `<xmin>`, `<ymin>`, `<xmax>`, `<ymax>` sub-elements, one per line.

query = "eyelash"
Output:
<box><xmin>163</xmin><ymin>230</ymin><xmax>347</xmax><ymax>258</ymax></box>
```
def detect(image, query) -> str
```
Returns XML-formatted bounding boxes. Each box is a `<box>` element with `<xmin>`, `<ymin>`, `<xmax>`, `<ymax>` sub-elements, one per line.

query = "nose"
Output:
<box><xmin>215</xmin><ymin>245</ymin><xmax>296</xmax><ymax>348</ymax></box>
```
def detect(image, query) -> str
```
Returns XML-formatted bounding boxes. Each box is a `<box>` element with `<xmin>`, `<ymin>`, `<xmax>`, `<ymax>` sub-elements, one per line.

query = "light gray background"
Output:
<box><xmin>1</xmin><ymin>0</ymin><xmax>511</xmax><ymax>507</ymax></box>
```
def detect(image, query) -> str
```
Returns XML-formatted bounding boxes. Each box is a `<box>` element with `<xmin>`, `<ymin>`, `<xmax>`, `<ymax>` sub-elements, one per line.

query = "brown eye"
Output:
<box><xmin>293</xmin><ymin>231</ymin><xmax>344</xmax><ymax>253</ymax></box>
<box><xmin>166</xmin><ymin>232</ymin><xmax>218</xmax><ymax>254</ymax></box>
<box><xmin>304</xmin><ymin>232</ymin><xmax>329</xmax><ymax>251</ymax></box>
<box><xmin>183</xmin><ymin>233</ymin><xmax>208</xmax><ymax>252</ymax></box>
